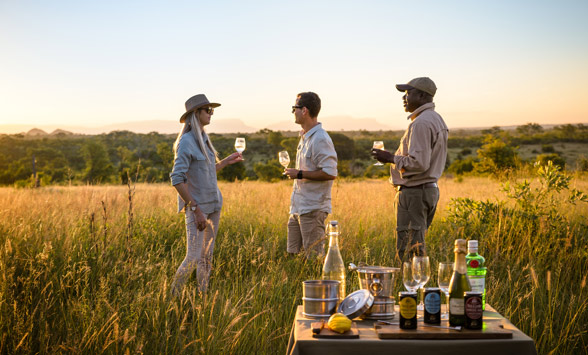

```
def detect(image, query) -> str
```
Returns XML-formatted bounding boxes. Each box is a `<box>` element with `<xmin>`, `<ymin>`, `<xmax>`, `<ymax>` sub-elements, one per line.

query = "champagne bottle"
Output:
<box><xmin>322</xmin><ymin>221</ymin><xmax>346</xmax><ymax>301</ymax></box>
<box><xmin>449</xmin><ymin>239</ymin><xmax>471</xmax><ymax>326</ymax></box>
<box><xmin>466</xmin><ymin>240</ymin><xmax>487</xmax><ymax>310</ymax></box>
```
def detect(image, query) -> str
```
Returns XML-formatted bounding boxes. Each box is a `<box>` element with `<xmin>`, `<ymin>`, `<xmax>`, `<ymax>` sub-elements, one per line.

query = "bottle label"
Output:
<box><xmin>424</xmin><ymin>292</ymin><xmax>441</xmax><ymax>314</ymax></box>
<box><xmin>400</xmin><ymin>297</ymin><xmax>417</xmax><ymax>319</ymax></box>
<box><xmin>465</xmin><ymin>296</ymin><xmax>483</xmax><ymax>319</ymax></box>
<box><xmin>469</xmin><ymin>276</ymin><xmax>485</xmax><ymax>294</ymax></box>
<box><xmin>469</xmin><ymin>259</ymin><xmax>479</xmax><ymax>268</ymax></box>
<box><xmin>449</xmin><ymin>298</ymin><xmax>464</xmax><ymax>315</ymax></box>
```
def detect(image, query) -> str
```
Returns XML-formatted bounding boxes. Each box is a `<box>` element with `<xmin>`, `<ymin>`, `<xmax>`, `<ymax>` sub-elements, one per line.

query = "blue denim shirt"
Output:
<box><xmin>170</xmin><ymin>131</ymin><xmax>222</xmax><ymax>214</ymax></box>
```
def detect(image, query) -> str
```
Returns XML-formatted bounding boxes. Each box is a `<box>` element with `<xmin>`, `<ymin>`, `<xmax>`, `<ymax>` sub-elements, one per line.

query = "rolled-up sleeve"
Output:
<box><xmin>170</xmin><ymin>136</ymin><xmax>191</xmax><ymax>186</ymax></box>
<box><xmin>395</xmin><ymin>122</ymin><xmax>431</xmax><ymax>177</ymax></box>
<box><xmin>313</xmin><ymin>135</ymin><xmax>338</xmax><ymax>177</ymax></box>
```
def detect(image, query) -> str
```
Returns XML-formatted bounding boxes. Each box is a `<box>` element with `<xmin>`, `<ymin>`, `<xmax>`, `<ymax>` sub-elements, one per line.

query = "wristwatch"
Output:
<box><xmin>186</xmin><ymin>201</ymin><xmax>198</xmax><ymax>212</ymax></box>
<box><xmin>297</xmin><ymin>170</ymin><xmax>303</xmax><ymax>179</ymax></box>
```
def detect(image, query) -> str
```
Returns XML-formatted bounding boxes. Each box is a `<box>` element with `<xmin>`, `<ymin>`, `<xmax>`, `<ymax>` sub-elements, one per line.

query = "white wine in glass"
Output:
<box><xmin>278</xmin><ymin>151</ymin><xmax>290</xmax><ymax>168</ymax></box>
<box><xmin>373</xmin><ymin>141</ymin><xmax>384</xmax><ymax>166</ymax></box>
<box><xmin>235</xmin><ymin>137</ymin><xmax>246</xmax><ymax>153</ymax></box>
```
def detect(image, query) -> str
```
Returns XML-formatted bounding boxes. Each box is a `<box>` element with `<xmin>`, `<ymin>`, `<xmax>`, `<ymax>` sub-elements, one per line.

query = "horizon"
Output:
<box><xmin>1</xmin><ymin>1</ymin><xmax>587</xmax><ymax>130</ymax></box>
<box><xmin>1</xmin><ymin>119</ymin><xmax>585</xmax><ymax>136</ymax></box>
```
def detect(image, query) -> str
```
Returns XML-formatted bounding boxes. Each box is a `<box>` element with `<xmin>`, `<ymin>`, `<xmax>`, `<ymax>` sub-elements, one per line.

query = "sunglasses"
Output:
<box><xmin>200</xmin><ymin>107</ymin><xmax>214</xmax><ymax>114</ymax></box>
<box><xmin>291</xmin><ymin>105</ymin><xmax>303</xmax><ymax>113</ymax></box>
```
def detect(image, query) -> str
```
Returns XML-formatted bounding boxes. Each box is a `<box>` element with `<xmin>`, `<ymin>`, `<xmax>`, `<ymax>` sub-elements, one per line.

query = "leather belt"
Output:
<box><xmin>396</xmin><ymin>182</ymin><xmax>438</xmax><ymax>191</ymax></box>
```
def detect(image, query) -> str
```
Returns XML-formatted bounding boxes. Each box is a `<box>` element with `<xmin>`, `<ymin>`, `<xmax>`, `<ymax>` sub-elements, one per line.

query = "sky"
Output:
<box><xmin>1</xmin><ymin>0</ymin><xmax>588</xmax><ymax>132</ymax></box>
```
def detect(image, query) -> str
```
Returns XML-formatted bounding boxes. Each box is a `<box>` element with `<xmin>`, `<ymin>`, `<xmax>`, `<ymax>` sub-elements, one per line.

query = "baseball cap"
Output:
<box><xmin>396</xmin><ymin>77</ymin><xmax>437</xmax><ymax>96</ymax></box>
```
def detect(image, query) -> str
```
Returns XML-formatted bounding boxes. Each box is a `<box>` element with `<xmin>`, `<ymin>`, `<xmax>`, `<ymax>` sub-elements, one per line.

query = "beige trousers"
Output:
<box><xmin>287</xmin><ymin>210</ymin><xmax>328</xmax><ymax>258</ymax></box>
<box><xmin>171</xmin><ymin>209</ymin><xmax>221</xmax><ymax>295</ymax></box>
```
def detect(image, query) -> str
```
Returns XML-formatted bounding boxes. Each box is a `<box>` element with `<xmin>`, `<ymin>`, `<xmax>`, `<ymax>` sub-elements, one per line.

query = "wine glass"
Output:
<box><xmin>235</xmin><ymin>137</ymin><xmax>246</xmax><ymax>153</ymax></box>
<box><xmin>372</xmin><ymin>141</ymin><xmax>384</xmax><ymax>166</ymax></box>
<box><xmin>413</xmin><ymin>256</ymin><xmax>430</xmax><ymax>310</ymax></box>
<box><xmin>278</xmin><ymin>151</ymin><xmax>290</xmax><ymax>168</ymax></box>
<box><xmin>403</xmin><ymin>261</ymin><xmax>420</xmax><ymax>292</ymax></box>
<box><xmin>438</xmin><ymin>262</ymin><xmax>453</xmax><ymax>319</ymax></box>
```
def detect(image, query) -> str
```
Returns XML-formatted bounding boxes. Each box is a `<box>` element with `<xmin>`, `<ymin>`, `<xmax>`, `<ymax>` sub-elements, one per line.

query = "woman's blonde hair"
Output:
<box><xmin>173</xmin><ymin>110</ymin><xmax>218</xmax><ymax>164</ymax></box>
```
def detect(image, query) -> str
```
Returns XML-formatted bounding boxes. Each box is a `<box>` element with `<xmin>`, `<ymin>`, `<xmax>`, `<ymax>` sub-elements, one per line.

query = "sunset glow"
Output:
<box><xmin>1</xmin><ymin>0</ymin><xmax>587</xmax><ymax>133</ymax></box>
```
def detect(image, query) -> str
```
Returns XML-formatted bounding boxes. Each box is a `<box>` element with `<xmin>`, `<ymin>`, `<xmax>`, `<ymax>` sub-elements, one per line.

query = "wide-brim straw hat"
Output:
<box><xmin>179</xmin><ymin>94</ymin><xmax>221</xmax><ymax>123</ymax></box>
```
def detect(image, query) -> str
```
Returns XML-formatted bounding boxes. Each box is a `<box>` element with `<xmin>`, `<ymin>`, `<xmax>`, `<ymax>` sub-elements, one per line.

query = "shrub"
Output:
<box><xmin>448</xmin><ymin>157</ymin><xmax>477</xmax><ymax>175</ymax></box>
<box><xmin>541</xmin><ymin>144</ymin><xmax>555</xmax><ymax>153</ymax></box>
<box><xmin>253</xmin><ymin>162</ymin><xmax>283</xmax><ymax>182</ymax></box>
<box><xmin>536</xmin><ymin>153</ymin><xmax>566</xmax><ymax>170</ymax></box>
<box><xmin>576</xmin><ymin>155</ymin><xmax>588</xmax><ymax>172</ymax></box>
<box><xmin>474</xmin><ymin>136</ymin><xmax>518</xmax><ymax>176</ymax></box>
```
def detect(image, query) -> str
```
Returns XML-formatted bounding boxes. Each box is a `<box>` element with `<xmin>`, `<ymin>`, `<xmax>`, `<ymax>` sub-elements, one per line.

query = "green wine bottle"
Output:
<box><xmin>466</xmin><ymin>240</ymin><xmax>487</xmax><ymax>310</ymax></box>
<box><xmin>449</xmin><ymin>239</ymin><xmax>471</xmax><ymax>326</ymax></box>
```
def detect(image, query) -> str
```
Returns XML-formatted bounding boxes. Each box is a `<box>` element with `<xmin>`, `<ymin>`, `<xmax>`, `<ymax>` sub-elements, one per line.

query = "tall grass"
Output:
<box><xmin>0</xmin><ymin>175</ymin><xmax>587</xmax><ymax>354</ymax></box>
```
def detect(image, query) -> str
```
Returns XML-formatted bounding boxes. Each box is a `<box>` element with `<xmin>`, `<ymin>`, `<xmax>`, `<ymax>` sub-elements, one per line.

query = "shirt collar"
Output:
<box><xmin>408</xmin><ymin>102</ymin><xmax>435</xmax><ymax>120</ymax></box>
<box><xmin>301</xmin><ymin>123</ymin><xmax>322</xmax><ymax>140</ymax></box>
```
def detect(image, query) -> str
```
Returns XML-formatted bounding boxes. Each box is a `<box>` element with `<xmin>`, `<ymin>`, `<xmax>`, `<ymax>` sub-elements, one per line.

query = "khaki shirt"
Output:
<box><xmin>170</xmin><ymin>131</ymin><xmax>223</xmax><ymax>214</ymax></box>
<box><xmin>290</xmin><ymin>123</ymin><xmax>338</xmax><ymax>215</ymax></box>
<box><xmin>390</xmin><ymin>102</ymin><xmax>448</xmax><ymax>187</ymax></box>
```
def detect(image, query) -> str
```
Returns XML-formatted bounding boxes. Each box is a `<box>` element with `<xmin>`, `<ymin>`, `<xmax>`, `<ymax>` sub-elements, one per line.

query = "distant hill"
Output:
<box><xmin>50</xmin><ymin>129</ymin><xmax>73</xmax><ymax>136</ymax></box>
<box><xmin>1</xmin><ymin>121</ymin><xmax>585</xmax><ymax>136</ymax></box>
<box><xmin>26</xmin><ymin>128</ymin><xmax>48</xmax><ymax>137</ymax></box>
<box><xmin>0</xmin><ymin>119</ymin><xmax>258</xmax><ymax>135</ymax></box>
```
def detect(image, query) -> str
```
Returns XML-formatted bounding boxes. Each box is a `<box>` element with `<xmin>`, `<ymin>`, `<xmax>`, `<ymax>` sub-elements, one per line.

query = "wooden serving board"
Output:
<box><xmin>375</xmin><ymin>322</ymin><xmax>512</xmax><ymax>339</ymax></box>
<box><xmin>311</xmin><ymin>322</ymin><xmax>360</xmax><ymax>339</ymax></box>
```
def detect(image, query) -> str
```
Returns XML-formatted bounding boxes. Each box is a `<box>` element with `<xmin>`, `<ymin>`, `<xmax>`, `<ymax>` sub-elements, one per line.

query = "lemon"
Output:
<box><xmin>327</xmin><ymin>313</ymin><xmax>352</xmax><ymax>334</ymax></box>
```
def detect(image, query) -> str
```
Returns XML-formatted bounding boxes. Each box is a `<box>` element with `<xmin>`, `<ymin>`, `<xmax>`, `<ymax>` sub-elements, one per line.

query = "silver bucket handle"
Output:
<box><xmin>370</xmin><ymin>278</ymin><xmax>383</xmax><ymax>296</ymax></box>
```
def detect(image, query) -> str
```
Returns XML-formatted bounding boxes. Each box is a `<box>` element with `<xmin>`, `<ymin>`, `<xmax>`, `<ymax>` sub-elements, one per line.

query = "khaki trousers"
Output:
<box><xmin>287</xmin><ymin>210</ymin><xmax>328</xmax><ymax>258</ymax></box>
<box><xmin>395</xmin><ymin>186</ymin><xmax>439</xmax><ymax>262</ymax></box>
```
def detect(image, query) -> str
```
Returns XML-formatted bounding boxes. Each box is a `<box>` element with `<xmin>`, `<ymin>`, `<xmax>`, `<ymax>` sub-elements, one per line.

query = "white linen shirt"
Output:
<box><xmin>289</xmin><ymin>123</ymin><xmax>338</xmax><ymax>215</ymax></box>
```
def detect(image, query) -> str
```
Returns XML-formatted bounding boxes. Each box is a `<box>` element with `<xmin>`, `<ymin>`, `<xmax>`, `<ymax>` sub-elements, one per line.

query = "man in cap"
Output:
<box><xmin>372</xmin><ymin>77</ymin><xmax>448</xmax><ymax>261</ymax></box>
<box><xmin>284</xmin><ymin>92</ymin><xmax>338</xmax><ymax>258</ymax></box>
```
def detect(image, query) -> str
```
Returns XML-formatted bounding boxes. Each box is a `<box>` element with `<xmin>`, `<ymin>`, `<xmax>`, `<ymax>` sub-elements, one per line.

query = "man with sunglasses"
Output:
<box><xmin>284</xmin><ymin>92</ymin><xmax>338</xmax><ymax>258</ymax></box>
<box><xmin>371</xmin><ymin>77</ymin><xmax>448</xmax><ymax>262</ymax></box>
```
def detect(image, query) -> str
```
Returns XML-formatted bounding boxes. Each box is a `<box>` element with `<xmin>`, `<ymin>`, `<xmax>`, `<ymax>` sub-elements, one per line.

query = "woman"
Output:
<box><xmin>170</xmin><ymin>94</ymin><xmax>243</xmax><ymax>295</ymax></box>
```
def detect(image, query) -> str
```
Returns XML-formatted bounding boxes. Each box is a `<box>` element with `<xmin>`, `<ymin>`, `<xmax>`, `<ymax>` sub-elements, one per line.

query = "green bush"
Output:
<box><xmin>576</xmin><ymin>155</ymin><xmax>588</xmax><ymax>172</ymax></box>
<box><xmin>448</xmin><ymin>156</ymin><xmax>477</xmax><ymax>175</ymax></box>
<box><xmin>474</xmin><ymin>136</ymin><xmax>518</xmax><ymax>176</ymax></box>
<box><xmin>253</xmin><ymin>162</ymin><xmax>283</xmax><ymax>182</ymax></box>
<box><xmin>536</xmin><ymin>153</ymin><xmax>566</xmax><ymax>170</ymax></box>
<box><xmin>363</xmin><ymin>164</ymin><xmax>389</xmax><ymax>178</ymax></box>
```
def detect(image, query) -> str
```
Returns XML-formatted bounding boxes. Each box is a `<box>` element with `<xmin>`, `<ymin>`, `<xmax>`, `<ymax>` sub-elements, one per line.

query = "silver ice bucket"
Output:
<box><xmin>350</xmin><ymin>264</ymin><xmax>400</xmax><ymax>320</ymax></box>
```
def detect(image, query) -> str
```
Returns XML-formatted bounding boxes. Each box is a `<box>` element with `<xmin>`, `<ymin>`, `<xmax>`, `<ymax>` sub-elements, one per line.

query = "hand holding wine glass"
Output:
<box><xmin>438</xmin><ymin>262</ymin><xmax>453</xmax><ymax>319</ymax></box>
<box><xmin>279</xmin><ymin>151</ymin><xmax>290</xmax><ymax>168</ymax></box>
<box><xmin>372</xmin><ymin>141</ymin><xmax>385</xmax><ymax>166</ymax></box>
<box><xmin>403</xmin><ymin>261</ymin><xmax>420</xmax><ymax>292</ymax></box>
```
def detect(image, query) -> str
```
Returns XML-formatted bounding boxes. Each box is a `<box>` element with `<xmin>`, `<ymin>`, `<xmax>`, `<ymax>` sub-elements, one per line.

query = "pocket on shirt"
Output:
<box><xmin>303</xmin><ymin>155</ymin><xmax>316</xmax><ymax>170</ymax></box>
<box><xmin>196</xmin><ymin>187</ymin><xmax>219</xmax><ymax>204</ymax></box>
<box><xmin>192</xmin><ymin>148</ymin><xmax>207</xmax><ymax>161</ymax></box>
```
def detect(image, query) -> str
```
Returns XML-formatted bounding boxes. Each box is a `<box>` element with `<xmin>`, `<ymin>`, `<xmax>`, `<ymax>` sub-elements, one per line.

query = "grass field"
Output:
<box><xmin>1</xmin><ymin>174</ymin><xmax>587</xmax><ymax>354</ymax></box>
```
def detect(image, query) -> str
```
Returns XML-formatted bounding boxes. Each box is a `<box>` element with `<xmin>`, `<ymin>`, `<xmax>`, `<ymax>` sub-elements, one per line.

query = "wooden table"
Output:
<box><xmin>286</xmin><ymin>304</ymin><xmax>537</xmax><ymax>355</ymax></box>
